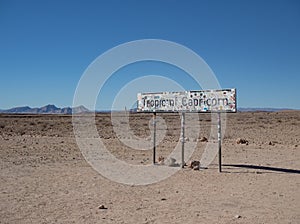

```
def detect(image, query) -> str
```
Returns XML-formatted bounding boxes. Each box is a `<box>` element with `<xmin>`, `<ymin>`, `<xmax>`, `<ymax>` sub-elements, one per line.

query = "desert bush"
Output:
<box><xmin>236</xmin><ymin>138</ymin><xmax>249</xmax><ymax>145</ymax></box>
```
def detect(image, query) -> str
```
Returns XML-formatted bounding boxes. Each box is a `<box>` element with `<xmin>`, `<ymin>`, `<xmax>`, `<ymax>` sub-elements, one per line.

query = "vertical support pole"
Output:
<box><xmin>218</xmin><ymin>112</ymin><xmax>222</xmax><ymax>172</ymax></box>
<box><xmin>153</xmin><ymin>112</ymin><xmax>156</xmax><ymax>164</ymax></box>
<box><xmin>181</xmin><ymin>112</ymin><xmax>185</xmax><ymax>168</ymax></box>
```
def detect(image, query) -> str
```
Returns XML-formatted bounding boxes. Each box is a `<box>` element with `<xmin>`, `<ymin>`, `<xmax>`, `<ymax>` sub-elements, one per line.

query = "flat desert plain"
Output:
<box><xmin>0</xmin><ymin>111</ymin><xmax>299</xmax><ymax>224</ymax></box>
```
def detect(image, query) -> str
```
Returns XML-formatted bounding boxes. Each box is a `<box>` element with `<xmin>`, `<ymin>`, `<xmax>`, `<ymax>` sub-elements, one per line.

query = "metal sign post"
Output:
<box><xmin>218</xmin><ymin>112</ymin><xmax>222</xmax><ymax>172</ymax></box>
<box><xmin>181</xmin><ymin>113</ymin><xmax>185</xmax><ymax>168</ymax></box>
<box><xmin>153</xmin><ymin>112</ymin><xmax>156</xmax><ymax>164</ymax></box>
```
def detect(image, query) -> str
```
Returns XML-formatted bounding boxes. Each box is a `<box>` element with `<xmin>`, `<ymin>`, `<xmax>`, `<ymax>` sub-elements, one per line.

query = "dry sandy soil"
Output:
<box><xmin>0</xmin><ymin>111</ymin><xmax>299</xmax><ymax>224</ymax></box>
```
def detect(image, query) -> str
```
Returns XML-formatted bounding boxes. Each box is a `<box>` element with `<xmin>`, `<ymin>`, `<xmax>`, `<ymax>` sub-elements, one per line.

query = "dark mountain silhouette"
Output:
<box><xmin>237</xmin><ymin>107</ymin><xmax>296</xmax><ymax>112</ymax></box>
<box><xmin>0</xmin><ymin>104</ymin><xmax>90</xmax><ymax>114</ymax></box>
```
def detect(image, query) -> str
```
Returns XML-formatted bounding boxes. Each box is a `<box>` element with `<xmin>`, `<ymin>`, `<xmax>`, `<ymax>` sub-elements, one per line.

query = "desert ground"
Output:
<box><xmin>0</xmin><ymin>111</ymin><xmax>299</xmax><ymax>224</ymax></box>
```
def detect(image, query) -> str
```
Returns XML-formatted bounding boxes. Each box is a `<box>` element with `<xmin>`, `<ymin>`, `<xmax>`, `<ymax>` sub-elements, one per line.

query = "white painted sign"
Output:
<box><xmin>137</xmin><ymin>89</ymin><xmax>236</xmax><ymax>113</ymax></box>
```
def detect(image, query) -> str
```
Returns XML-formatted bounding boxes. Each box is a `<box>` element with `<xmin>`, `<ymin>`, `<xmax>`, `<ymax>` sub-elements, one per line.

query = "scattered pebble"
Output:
<box><xmin>234</xmin><ymin>215</ymin><xmax>241</xmax><ymax>219</ymax></box>
<box><xmin>188</xmin><ymin>160</ymin><xmax>200</xmax><ymax>170</ymax></box>
<box><xmin>193</xmin><ymin>166</ymin><xmax>200</xmax><ymax>170</ymax></box>
<box><xmin>158</xmin><ymin>156</ymin><xmax>164</xmax><ymax>165</ymax></box>
<box><xmin>166</xmin><ymin>157</ymin><xmax>178</xmax><ymax>167</ymax></box>
<box><xmin>199</xmin><ymin>137</ymin><xmax>208</xmax><ymax>142</ymax></box>
<box><xmin>98</xmin><ymin>205</ymin><xmax>108</xmax><ymax>209</ymax></box>
<box><xmin>157</xmin><ymin>156</ymin><xmax>179</xmax><ymax>166</ymax></box>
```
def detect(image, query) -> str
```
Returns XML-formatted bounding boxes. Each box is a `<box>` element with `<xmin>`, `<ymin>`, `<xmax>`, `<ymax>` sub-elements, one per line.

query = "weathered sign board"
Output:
<box><xmin>137</xmin><ymin>88</ymin><xmax>237</xmax><ymax>172</ymax></box>
<box><xmin>137</xmin><ymin>89</ymin><xmax>236</xmax><ymax>113</ymax></box>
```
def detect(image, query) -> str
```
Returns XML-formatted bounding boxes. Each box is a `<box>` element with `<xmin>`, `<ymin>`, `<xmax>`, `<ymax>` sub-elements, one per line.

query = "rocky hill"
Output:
<box><xmin>0</xmin><ymin>105</ymin><xmax>90</xmax><ymax>114</ymax></box>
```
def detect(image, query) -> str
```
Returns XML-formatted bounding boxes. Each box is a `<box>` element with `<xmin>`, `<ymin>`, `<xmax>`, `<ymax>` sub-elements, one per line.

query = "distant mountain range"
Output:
<box><xmin>0</xmin><ymin>105</ymin><xmax>296</xmax><ymax>114</ymax></box>
<box><xmin>0</xmin><ymin>105</ymin><xmax>90</xmax><ymax>114</ymax></box>
<box><xmin>237</xmin><ymin>107</ymin><xmax>296</xmax><ymax>112</ymax></box>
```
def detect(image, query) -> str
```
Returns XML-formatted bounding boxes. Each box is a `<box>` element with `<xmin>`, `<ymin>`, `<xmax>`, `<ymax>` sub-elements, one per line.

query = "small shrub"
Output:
<box><xmin>236</xmin><ymin>138</ymin><xmax>249</xmax><ymax>145</ymax></box>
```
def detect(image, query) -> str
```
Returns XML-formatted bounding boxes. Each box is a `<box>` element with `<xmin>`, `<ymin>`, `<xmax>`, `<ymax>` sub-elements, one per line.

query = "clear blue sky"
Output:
<box><xmin>0</xmin><ymin>0</ymin><xmax>299</xmax><ymax>110</ymax></box>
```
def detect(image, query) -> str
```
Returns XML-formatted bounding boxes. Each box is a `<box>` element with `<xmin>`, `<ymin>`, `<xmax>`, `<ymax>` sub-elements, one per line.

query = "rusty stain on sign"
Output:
<box><xmin>137</xmin><ymin>89</ymin><xmax>236</xmax><ymax>113</ymax></box>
